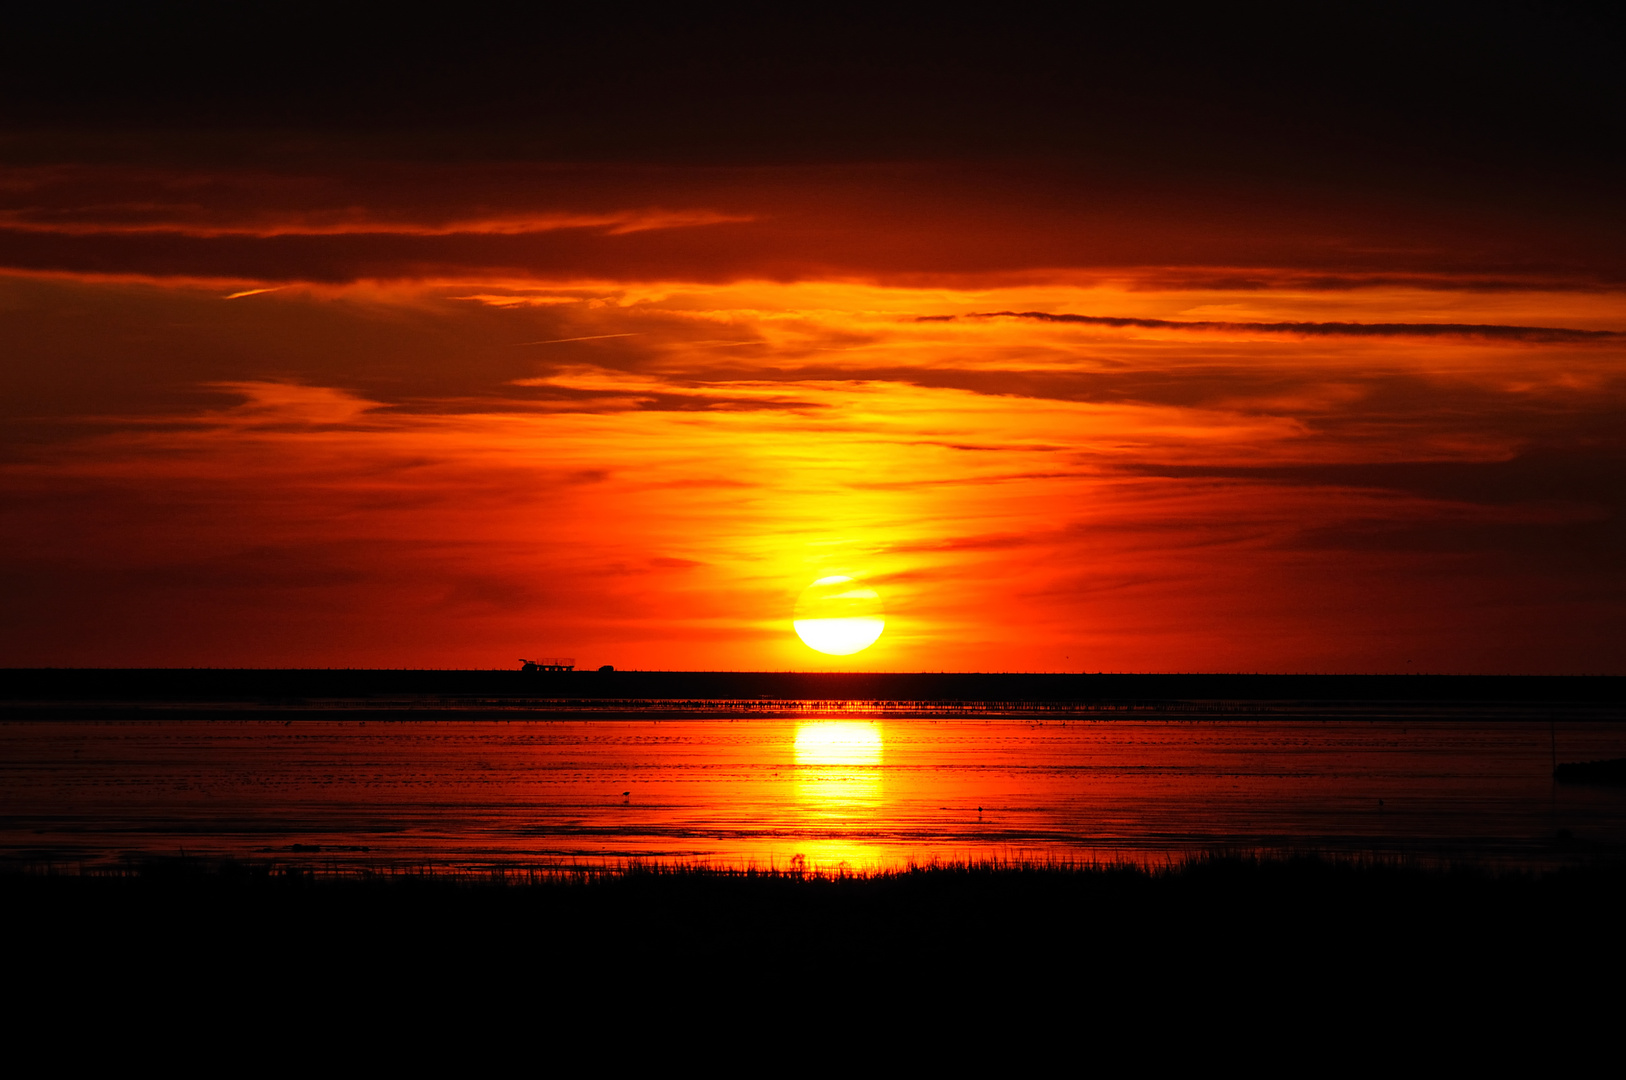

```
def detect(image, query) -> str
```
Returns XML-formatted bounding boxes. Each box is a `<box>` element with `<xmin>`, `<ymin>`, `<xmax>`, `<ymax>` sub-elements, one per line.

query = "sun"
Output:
<box><xmin>793</xmin><ymin>575</ymin><xmax>885</xmax><ymax>656</ymax></box>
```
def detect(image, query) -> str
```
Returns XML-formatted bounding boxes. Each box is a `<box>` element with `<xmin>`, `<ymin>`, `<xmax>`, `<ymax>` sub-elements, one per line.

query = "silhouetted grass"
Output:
<box><xmin>7</xmin><ymin>853</ymin><xmax>1622</xmax><ymax>1042</ymax></box>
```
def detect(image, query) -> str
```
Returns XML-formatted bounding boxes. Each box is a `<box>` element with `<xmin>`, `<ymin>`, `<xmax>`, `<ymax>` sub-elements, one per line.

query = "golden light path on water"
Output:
<box><xmin>790</xmin><ymin>721</ymin><xmax>884</xmax><ymax>869</ymax></box>
<box><xmin>5</xmin><ymin>713</ymin><xmax>1626</xmax><ymax>874</ymax></box>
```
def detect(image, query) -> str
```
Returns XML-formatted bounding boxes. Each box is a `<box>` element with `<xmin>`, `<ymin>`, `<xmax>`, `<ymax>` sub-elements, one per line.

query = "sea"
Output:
<box><xmin>4</xmin><ymin>694</ymin><xmax>1624</xmax><ymax>872</ymax></box>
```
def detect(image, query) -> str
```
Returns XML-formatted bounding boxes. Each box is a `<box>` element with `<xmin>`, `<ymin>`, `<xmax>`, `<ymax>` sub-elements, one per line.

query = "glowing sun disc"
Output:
<box><xmin>793</xmin><ymin>575</ymin><xmax>885</xmax><ymax>656</ymax></box>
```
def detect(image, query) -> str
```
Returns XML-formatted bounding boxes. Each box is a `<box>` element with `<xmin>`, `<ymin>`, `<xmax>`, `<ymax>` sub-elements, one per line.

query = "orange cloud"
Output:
<box><xmin>2</xmin><ymin>275</ymin><xmax>1621</xmax><ymax>672</ymax></box>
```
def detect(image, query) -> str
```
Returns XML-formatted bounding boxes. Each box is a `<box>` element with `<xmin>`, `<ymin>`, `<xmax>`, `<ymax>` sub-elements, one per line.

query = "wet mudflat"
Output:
<box><xmin>5</xmin><ymin>704</ymin><xmax>1624</xmax><ymax>871</ymax></box>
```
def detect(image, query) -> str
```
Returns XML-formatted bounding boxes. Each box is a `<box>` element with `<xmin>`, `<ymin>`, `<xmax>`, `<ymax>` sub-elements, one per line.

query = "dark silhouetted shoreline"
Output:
<box><xmin>1556</xmin><ymin>757</ymin><xmax>1626</xmax><ymax>786</ymax></box>
<box><xmin>3</xmin><ymin>668</ymin><xmax>1621</xmax><ymax>706</ymax></box>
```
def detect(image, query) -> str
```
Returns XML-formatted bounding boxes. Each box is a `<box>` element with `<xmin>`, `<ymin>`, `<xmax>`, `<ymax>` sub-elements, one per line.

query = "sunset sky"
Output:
<box><xmin>3</xmin><ymin>7</ymin><xmax>1623</xmax><ymax>672</ymax></box>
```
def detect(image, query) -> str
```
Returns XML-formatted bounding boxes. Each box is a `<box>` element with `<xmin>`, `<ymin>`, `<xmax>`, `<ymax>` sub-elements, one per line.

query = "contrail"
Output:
<box><xmin>514</xmin><ymin>333</ymin><xmax>643</xmax><ymax>345</ymax></box>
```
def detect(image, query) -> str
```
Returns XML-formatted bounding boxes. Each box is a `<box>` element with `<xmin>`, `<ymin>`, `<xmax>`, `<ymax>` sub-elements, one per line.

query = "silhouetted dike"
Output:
<box><xmin>1</xmin><ymin>668</ymin><xmax>1618</xmax><ymax>704</ymax></box>
<box><xmin>1554</xmin><ymin>757</ymin><xmax>1626</xmax><ymax>785</ymax></box>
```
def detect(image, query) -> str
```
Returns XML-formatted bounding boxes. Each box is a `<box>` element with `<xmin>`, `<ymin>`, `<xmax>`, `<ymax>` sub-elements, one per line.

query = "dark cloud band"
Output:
<box><xmin>942</xmin><ymin>311</ymin><xmax>1622</xmax><ymax>343</ymax></box>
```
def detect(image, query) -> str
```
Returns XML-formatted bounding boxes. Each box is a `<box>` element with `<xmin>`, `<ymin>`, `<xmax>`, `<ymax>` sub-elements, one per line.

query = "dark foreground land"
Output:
<box><xmin>9</xmin><ymin>856</ymin><xmax>1622</xmax><ymax>1046</ymax></box>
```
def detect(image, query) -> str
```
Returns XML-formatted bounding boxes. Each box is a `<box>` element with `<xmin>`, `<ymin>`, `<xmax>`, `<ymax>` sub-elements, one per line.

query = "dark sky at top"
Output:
<box><xmin>5</xmin><ymin>3</ymin><xmax>1623</xmax><ymax>188</ymax></box>
<box><xmin>6</xmin><ymin>3</ymin><xmax>1622</xmax><ymax>291</ymax></box>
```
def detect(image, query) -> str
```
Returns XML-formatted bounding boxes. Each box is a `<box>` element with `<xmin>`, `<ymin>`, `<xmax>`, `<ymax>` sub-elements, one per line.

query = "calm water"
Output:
<box><xmin>4</xmin><ymin>704</ymin><xmax>1625</xmax><ymax>871</ymax></box>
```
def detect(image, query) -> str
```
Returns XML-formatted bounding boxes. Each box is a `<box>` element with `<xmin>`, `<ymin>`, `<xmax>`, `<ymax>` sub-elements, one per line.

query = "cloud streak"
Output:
<box><xmin>4</xmin><ymin>160</ymin><xmax>1625</xmax><ymax>289</ymax></box>
<box><xmin>944</xmin><ymin>311</ymin><xmax>1623</xmax><ymax>343</ymax></box>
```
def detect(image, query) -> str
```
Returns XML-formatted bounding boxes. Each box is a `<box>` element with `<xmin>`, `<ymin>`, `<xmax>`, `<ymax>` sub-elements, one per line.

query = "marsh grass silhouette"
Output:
<box><xmin>11</xmin><ymin>854</ymin><xmax>1624</xmax><ymax>992</ymax></box>
<box><xmin>7</xmin><ymin>852</ymin><xmax>1622</xmax><ymax>1062</ymax></box>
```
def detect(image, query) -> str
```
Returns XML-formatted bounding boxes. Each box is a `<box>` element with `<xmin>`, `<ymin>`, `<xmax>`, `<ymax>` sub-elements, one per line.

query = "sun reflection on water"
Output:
<box><xmin>794</xmin><ymin>720</ymin><xmax>882</xmax><ymax>766</ymax></box>
<box><xmin>792</xmin><ymin>720</ymin><xmax>883</xmax><ymax>828</ymax></box>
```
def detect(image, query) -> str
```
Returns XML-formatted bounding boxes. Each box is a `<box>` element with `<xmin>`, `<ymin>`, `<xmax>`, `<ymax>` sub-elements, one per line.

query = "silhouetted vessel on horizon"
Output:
<box><xmin>519</xmin><ymin>657</ymin><xmax>574</xmax><ymax>672</ymax></box>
